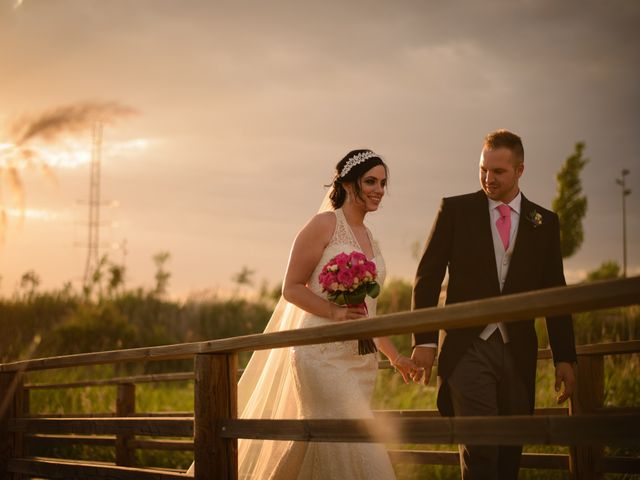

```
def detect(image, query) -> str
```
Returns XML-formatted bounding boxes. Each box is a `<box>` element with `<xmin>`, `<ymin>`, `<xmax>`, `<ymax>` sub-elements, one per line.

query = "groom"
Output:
<box><xmin>410</xmin><ymin>129</ymin><xmax>577</xmax><ymax>479</ymax></box>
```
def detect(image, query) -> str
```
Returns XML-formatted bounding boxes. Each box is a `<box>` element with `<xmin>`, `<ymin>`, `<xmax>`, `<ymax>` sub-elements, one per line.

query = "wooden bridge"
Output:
<box><xmin>1</xmin><ymin>276</ymin><xmax>639</xmax><ymax>479</ymax></box>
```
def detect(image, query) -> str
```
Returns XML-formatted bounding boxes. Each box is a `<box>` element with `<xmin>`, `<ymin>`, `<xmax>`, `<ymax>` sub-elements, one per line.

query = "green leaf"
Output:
<box><xmin>366</xmin><ymin>282</ymin><xmax>380</xmax><ymax>299</ymax></box>
<box><xmin>329</xmin><ymin>292</ymin><xmax>346</xmax><ymax>305</ymax></box>
<box><xmin>345</xmin><ymin>290</ymin><xmax>366</xmax><ymax>305</ymax></box>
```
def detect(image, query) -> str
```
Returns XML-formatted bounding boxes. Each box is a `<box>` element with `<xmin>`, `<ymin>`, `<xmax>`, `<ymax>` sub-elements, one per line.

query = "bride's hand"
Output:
<box><xmin>329</xmin><ymin>304</ymin><xmax>367</xmax><ymax>322</ymax></box>
<box><xmin>391</xmin><ymin>354</ymin><xmax>421</xmax><ymax>384</ymax></box>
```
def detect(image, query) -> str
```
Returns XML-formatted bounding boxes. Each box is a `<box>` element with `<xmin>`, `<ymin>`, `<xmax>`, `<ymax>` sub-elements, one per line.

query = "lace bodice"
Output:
<box><xmin>307</xmin><ymin>208</ymin><xmax>386</xmax><ymax>319</ymax></box>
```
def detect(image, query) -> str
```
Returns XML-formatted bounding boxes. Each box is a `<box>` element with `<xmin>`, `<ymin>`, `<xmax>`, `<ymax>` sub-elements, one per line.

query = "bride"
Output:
<box><xmin>188</xmin><ymin>149</ymin><xmax>417</xmax><ymax>479</ymax></box>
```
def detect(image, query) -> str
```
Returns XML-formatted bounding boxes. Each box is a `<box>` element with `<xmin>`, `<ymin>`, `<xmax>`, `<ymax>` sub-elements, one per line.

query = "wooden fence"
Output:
<box><xmin>1</xmin><ymin>276</ymin><xmax>639</xmax><ymax>479</ymax></box>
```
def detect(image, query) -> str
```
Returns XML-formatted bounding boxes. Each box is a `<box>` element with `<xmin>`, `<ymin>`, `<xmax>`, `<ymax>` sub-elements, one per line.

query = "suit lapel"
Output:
<box><xmin>470</xmin><ymin>191</ymin><xmax>501</xmax><ymax>291</ymax></box>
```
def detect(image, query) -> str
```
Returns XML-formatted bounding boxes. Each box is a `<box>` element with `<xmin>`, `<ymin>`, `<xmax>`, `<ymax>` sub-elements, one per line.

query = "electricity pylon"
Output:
<box><xmin>82</xmin><ymin>122</ymin><xmax>104</xmax><ymax>287</ymax></box>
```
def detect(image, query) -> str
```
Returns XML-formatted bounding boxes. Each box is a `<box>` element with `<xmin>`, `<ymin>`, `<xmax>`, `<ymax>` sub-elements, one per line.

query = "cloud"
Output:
<box><xmin>9</xmin><ymin>101</ymin><xmax>137</xmax><ymax>146</ymax></box>
<box><xmin>0</xmin><ymin>0</ymin><xmax>638</xmax><ymax>294</ymax></box>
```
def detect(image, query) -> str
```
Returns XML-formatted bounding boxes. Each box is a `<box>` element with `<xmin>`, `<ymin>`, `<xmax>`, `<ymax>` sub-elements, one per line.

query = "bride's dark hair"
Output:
<box><xmin>329</xmin><ymin>149</ymin><xmax>388</xmax><ymax>209</ymax></box>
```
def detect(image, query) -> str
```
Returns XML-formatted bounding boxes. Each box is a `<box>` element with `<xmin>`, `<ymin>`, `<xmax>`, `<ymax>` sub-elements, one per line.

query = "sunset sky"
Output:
<box><xmin>1</xmin><ymin>0</ymin><xmax>638</xmax><ymax>299</ymax></box>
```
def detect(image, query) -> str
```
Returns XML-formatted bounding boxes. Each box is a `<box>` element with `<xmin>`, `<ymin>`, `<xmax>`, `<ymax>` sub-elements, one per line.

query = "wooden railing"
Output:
<box><xmin>1</xmin><ymin>276</ymin><xmax>639</xmax><ymax>479</ymax></box>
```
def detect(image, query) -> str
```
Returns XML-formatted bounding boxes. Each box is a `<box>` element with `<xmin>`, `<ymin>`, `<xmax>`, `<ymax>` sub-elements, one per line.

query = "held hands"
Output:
<box><xmin>391</xmin><ymin>354</ymin><xmax>420</xmax><ymax>384</ymax></box>
<box><xmin>554</xmin><ymin>361</ymin><xmax>576</xmax><ymax>404</ymax></box>
<box><xmin>410</xmin><ymin>346</ymin><xmax>437</xmax><ymax>385</ymax></box>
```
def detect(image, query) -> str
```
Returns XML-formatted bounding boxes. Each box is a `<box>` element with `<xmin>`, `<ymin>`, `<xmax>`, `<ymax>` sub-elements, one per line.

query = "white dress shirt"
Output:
<box><xmin>480</xmin><ymin>192</ymin><xmax>522</xmax><ymax>342</ymax></box>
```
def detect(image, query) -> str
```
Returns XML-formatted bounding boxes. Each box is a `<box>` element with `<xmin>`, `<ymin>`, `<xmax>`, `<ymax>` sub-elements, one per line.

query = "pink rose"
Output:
<box><xmin>320</xmin><ymin>272</ymin><xmax>337</xmax><ymax>290</ymax></box>
<box><xmin>334</xmin><ymin>253</ymin><xmax>349</xmax><ymax>267</ymax></box>
<box><xmin>337</xmin><ymin>269</ymin><xmax>354</xmax><ymax>289</ymax></box>
<box><xmin>364</xmin><ymin>261</ymin><xmax>377</xmax><ymax>276</ymax></box>
<box><xmin>352</xmin><ymin>264</ymin><xmax>368</xmax><ymax>281</ymax></box>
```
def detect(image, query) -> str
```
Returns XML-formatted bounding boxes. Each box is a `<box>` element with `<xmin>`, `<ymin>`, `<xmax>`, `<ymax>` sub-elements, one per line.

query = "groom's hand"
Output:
<box><xmin>410</xmin><ymin>346</ymin><xmax>436</xmax><ymax>385</ymax></box>
<box><xmin>554</xmin><ymin>361</ymin><xmax>576</xmax><ymax>404</ymax></box>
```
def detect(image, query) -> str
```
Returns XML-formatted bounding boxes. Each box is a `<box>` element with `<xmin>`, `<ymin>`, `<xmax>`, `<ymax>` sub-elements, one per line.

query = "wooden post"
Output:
<box><xmin>569</xmin><ymin>354</ymin><xmax>604</xmax><ymax>480</ymax></box>
<box><xmin>21</xmin><ymin>387</ymin><xmax>29</xmax><ymax>459</ymax></box>
<box><xmin>21</xmin><ymin>388</ymin><xmax>29</xmax><ymax>418</ymax></box>
<box><xmin>1</xmin><ymin>372</ymin><xmax>25</xmax><ymax>480</ymax></box>
<box><xmin>193</xmin><ymin>353</ymin><xmax>238</xmax><ymax>480</ymax></box>
<box><xmin>115</xmin><ymin>383</ymin><xmax>136</xmax><ymax>466</ymax></box>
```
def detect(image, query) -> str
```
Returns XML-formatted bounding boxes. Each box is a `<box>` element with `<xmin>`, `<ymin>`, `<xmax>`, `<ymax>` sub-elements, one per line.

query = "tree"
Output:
<box><xmin>152</xmin><ymin>251</ymin><xmax>171</xmax><ymax>297</ymax></box>
<box><xmin>586</xmin><ymin>260</ymin><xmax>620</xmax><ymax>282</ymax></box>
<box><xmin>107</xmin><ymin>263</ymin><xmax>126</xmax><ymax>297</ymax></box>
<box><xmin>91</xmin><ymin>255</ymin><xmax>109</xmax><ymax>299</ymax></box>
<box><xmin>19</xmin><ymin>270</ymin><xmax>40</xmax><ymax>299</ymax></box>
<box><xmin>552</xmin><ymin>142</ymin><xmax>589</xmax><ymax>258</ymax></box>
<box><xmin>83</xmin><ymin>255</ymin><xmax>109</xmax><ymax>301</ymax></box>
<box><xmin>232</xmin><ymin>266</ymin><xmax>255</xmax><ymax>288</ymax></box>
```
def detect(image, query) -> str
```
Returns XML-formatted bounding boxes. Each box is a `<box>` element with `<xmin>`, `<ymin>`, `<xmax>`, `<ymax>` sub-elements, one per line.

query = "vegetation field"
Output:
<box><xmin>3</xmin><ymin>275</ymin><xmax>638</xmax><ymax>478</ymax></box>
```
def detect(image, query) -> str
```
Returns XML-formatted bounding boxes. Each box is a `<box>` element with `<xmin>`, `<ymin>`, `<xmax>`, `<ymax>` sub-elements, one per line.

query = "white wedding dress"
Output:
<box><xmin>188</xmin><ymin>208</ymin><xmax>396</xmax><ymax>479</ymax></box>
<box><xmin>263</xmin><ymin>208</ymin><xmax>396</xmax><ymax>480</ymax></box>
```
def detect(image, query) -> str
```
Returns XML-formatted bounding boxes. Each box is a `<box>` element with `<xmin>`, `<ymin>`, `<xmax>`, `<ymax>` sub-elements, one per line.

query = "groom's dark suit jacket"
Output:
<box><xmin>412</xmin><ymin>190</ymin><xmax>577</xmax><ymax>416</ymax></box>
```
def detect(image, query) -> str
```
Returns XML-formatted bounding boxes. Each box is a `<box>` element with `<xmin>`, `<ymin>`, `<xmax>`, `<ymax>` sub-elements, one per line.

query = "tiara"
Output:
<box><xmin>339</xmin><ymin>151</ymin><xmax>378</xmax><ymax>177</ymax></box>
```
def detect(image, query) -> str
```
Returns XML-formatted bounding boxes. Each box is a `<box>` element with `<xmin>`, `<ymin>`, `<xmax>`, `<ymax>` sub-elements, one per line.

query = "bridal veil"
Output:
<box><xmin>237</xmin><ymin>191</ymin><xmax>334</xmax><ymax>478</ymax></box>
<box><xmin>187</xmin><ymin>192</ymin><xmax>333</xmax><ymax>478</ymax></box>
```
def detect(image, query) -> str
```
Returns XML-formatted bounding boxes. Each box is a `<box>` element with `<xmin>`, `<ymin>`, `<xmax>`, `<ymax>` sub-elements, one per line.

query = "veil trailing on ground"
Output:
<box><xmin>235</xmin><ymin>300</ymin><xmax>307</xmax><ymax>478</ymax></box>
<box><xmin>187</xmin><ymin>189</ymin><xmax>333</xmax><ymax>478</ymax></box>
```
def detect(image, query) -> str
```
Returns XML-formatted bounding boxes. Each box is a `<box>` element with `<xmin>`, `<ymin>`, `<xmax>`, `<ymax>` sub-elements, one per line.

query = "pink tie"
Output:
<box><xmin>496</xmin><ymin>204</ymin><xmax>511</xmax><ymax>250</ymax></box>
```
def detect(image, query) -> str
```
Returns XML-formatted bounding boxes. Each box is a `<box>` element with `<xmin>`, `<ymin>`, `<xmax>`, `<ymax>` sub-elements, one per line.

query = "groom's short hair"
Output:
<box><xmin>484</xmin><ymin>129</ymin><xmax>524</xmax><ymax>165</ymax></box>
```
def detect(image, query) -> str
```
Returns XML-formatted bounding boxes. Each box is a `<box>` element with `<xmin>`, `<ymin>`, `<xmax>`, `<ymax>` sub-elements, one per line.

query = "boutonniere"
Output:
<box><xmin>527</xmin><ymin>209</ymin><xmax>543</xmax><ymax>227</ymax></box>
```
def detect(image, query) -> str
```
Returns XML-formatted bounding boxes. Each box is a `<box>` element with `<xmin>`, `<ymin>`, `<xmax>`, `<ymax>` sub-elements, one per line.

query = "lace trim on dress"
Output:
<box><xmin>330</xmin><ymin>209</ymin><xmax>377</xmax><ymax>260</ymax></box>
<box><xmin>328</xmin><ymin>209</ymin><xmax>360</xmax><ymax>251</ymax></box>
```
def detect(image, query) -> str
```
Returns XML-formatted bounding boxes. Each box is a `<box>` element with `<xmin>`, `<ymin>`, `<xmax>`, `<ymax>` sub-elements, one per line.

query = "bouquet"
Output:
<box><xmin>318</xmin><ymin>251</ymin><xmax>380</xmax><ymax>355</ymax></box>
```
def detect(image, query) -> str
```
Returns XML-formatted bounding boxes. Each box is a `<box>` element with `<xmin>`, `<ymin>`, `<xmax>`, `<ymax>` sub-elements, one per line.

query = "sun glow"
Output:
<box><xmin>0</xmin><ymin>138</ymin><xmax>150</xmax><ymax>170</ymax></box>
<box><xmin>5</xmin><ymin>207</ymin><xmax>68</xmax><ymax>222</ymax></box>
